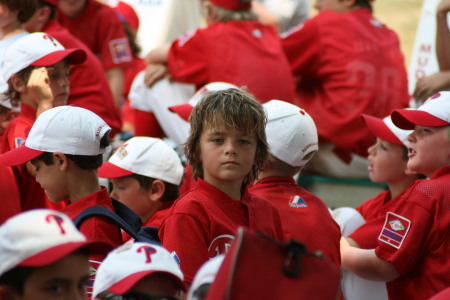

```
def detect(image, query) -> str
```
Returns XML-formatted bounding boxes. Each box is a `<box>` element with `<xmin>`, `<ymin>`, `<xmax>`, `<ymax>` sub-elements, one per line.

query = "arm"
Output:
<box><xmin>27</xmin><ymin>67</ymin><xmax>54</xmax><ymax>117</ymax></box>
<box><xmin>144</xmin><ymin>44</ymin><xmax>171</xmax><ymax>65</ymax></box>
<box><xmin>340</xmin><ymin>237</ymin><xmax>400</xmax><ymax>282</ymax></box>
<box><xmin>106</xmin><ymin>67</ymin><xmax>124</xmax><ymax>108</ymax></box>
<box><xmin>436</xmin><ymin>0</ymin><xmax>450</xmax><ymax>70</ymax></box>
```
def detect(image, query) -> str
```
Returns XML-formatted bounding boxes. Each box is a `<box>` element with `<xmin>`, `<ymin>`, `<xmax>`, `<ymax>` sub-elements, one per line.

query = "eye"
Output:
<box><xmin>212</xmin><ymin>138</ymin><xmax>223</xmax><ymax>143</ymax></box>
<box><xmin>239</xmin><ymin>139</ymin><xmax>251</xmax><ymax>145</ymax></box>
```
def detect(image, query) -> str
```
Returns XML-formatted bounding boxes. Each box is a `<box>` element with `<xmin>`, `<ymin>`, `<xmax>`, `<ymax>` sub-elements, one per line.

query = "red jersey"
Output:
<box><xmin>249</xmin><ymin>176</ymin><xmax>341</xmax><ymax>267</ymax></box>
<box><xmin>57</xmin><ymin>0</ymin><xmax>132</xmax><ymax>71</ymax></box>
<box><xmin>375</xmin><ymin>166</ymin><xmax>450</xmax><ymax>299</ymax></box>
<box><xmin>0</xmin><ymin>162</ymin><xmax>21</xmax><ymax>224</ymax></box>
<box><xmin>168</xmin><ymin>21</ymin><xmax>296</xmax><ymax>103</ymax></box>
<box><xmin>43</xmin><ymin>19</ymin><xmax>122</xmax><ymax>137</ymax></box>
<box><xmin>282</xmin><ymin>8</ymin><xmax>409</xmax><ymax>157</ymax></box>
<box><xmin>62</xmin><ymin>187</ymin><xmax>123</xmax><ymax>260</ymax></box>
<box><xmin>0</xmin><ymin>104</ymin><xmax>49</xmax><ymax>211</ymax></box>
<box><xmin>159</xmin><ymin>178</ymin><xmax>285</xmax><ymax>283</ymax></box>
<box><xmin>350</xmin><ymin>188</ymin><xmax>412</xmax><ymax>249</ymax></box>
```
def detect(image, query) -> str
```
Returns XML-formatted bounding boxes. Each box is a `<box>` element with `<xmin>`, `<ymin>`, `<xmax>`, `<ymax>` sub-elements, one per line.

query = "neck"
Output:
<box><xmin>388</xmin><ymin>176</ymin><xmax>417</xmax><ymax>199</ymax></box>
<box><xmin>68</xmin><ymin>169</ymin><xmax>102</xmax><ymax>203</ymax></box>
<box><xmin>0</xmin><ymin>26</ymin><xmax>25</xmax><ymax>41</ymax></box>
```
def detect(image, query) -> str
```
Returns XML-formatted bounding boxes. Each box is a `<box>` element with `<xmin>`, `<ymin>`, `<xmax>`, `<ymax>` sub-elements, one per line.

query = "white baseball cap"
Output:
<box><xmin>92</xmin><ymin>242</ymin><xmax>186</xmax><ymax>298</ymax></box>
<box><xmin>0</xmin><ymin>209</ymin><xmax>112</xmax><ymax>276</ymax></box>
<box><xmin>2</xmin><ymin>32</ymin><xmax>86</xmax><ymax>83</ymax></box>
<box><xmin>392</xmin><ymin>91</ymin><xmax>450</xmax><ymax>129</ymax></box>
<box><xmin>263</xmin><ymin>100</ymin><xmax>318</xmax><ymax>167</ymax></box>
<box><xmin>361</xmin><ymin>114</ymin><xmax>412</xmax><ymax>147</ymax></box>
<box><xmin>0</xmin><ymin>105</ymin><xmax>111</xmax><ymax>166</ymax></box>
<box><xmin>187</xmin><ymin>255</ymin><xmax>224</xmax><ymax>300</ymax></box>
<box><xmin>169</xmin><ymin>82</ymin><xmax>239</xmax><ymax>121</ymax></box>
<box><xmin>98</xmin><ymin>136</ymin><xmax>184</xmax><ymax>185</ymax></box>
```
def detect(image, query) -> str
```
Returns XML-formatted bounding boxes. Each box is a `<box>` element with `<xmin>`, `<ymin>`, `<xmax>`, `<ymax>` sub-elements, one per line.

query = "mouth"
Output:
<box><xmin>367</xmin><ymin>164</ymin><xmax>373</xmax><ymax>172</ymax></box>
<box><xmin>408</xmin><ymin>148</ymin><xmax>416</xmax><ymax>158</ymax></box>
<box><xmin>223</xmin><ymin>161</ymin><xmax>239</xmax><ymax>166</ymax></box>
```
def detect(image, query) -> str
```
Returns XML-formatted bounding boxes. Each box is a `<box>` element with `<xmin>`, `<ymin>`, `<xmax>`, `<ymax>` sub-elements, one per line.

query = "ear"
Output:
<box><xmin>10</xmin><ymin>75</ymin><xmax>27</xmax><ymax>94</ymax></box>
<box><xmin>148</xmin><ymin>179</ymin><xmax>166</xmax><ymax>202</ymax></box>
<box><xmin>53</xmin><ymin>152</ymin><xmax>70</xmax><ymax>171</ymax></box>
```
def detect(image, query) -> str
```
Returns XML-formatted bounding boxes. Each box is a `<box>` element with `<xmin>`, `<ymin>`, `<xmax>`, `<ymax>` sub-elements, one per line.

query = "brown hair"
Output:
<box><xmin>0</xmin><ymin>0</ymin><xmax>38</xmax><ymax>23</ymax></box>
<box><xmin>184</xmin><ymin>88</ymin><xmax>268</xmax><ymax>185</ymax></box>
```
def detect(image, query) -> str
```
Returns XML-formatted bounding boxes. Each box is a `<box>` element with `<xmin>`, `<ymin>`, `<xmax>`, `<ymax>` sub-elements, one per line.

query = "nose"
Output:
<box><xmin>224</xmin><ymin>139</ymin><xmax>237</xmax><ymax>155</ymax></box>
<box><xmin>110</xmin><ymin>185</ymin><xmax>118</xmax><ymax>199</ymax></box>
<box><xmin>407</xmin><ymin>131</ymin><xmax>416</xmax><ymax>143</ymax></box>
<box><xmin>367</xmin><ymin>143</ymin><xmax>376</xmax><ymax>156</ymax></box>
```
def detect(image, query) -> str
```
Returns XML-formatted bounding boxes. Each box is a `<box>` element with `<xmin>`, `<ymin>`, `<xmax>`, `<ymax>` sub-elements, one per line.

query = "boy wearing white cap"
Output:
<box><xmin>341</xmin><ymin>91</ymin><xmax>450</xmax><ymax>299</ymax></box>
<box><xmin>336</xmin><ymin>114</ymin><xmax>423</xmax><ymax>300</ymax></box>
<box><xmin>93</xmin><ymin>242</ymin><xmax>185</xmax><ymax>300</ymax></box>
<box><xmin>0</xmin><ymin>106</ymin><xmax>123</xmax><ymax>270</ymax></box>
<box><xmin>0</xmin><ymin>32</ymin><xmax>86</xmax><ymax>212</ymax></box>
<box><xmin>249</xmin><ymin>100</ymin><xmax>341</xmax><ymax>269</ymax></box>
<box><xmin>0</xmin><ymin>209</ymin><xmax>112</xmax><ymax>299</ymax></box>
<box><xmin>98</xmin><ymin>136</ymin><xmax>184</xmax><ymax>241</ymax></box>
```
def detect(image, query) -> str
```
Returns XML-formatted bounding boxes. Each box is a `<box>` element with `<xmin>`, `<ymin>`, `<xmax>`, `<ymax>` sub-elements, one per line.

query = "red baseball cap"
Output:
<box><xmin>209</xmin><ymin>0</ymin><xmax>252</xmax><ymax>10</ymax></box>
<box><xmin>361</xmin><ymin>114</ymin><xmax>411</xmax><ymax>146</ymax></box>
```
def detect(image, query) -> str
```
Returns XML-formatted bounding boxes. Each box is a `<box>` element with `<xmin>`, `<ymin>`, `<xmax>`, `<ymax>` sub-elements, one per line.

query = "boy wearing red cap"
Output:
<box><xmin>0</xmin><ymin>209</ymin><xmax>112</xmax><ymax>299</ymax></box>
<box><xmin>24</xmin><ymin>0</ymin><xmax>122</xmax><ymax>137</ymax></box>
<box><xmin>341</xmin><ymin>91</ymin><xmax>450</xmax><ymax>299</ymax></box>
<box><xmin>282</xmin><ymin>0</ymin><xmax>409</xmax><ymax>179</ymax></box>
<box><xmin>1</xmin><ymin>32</ymin><xmax>86</xmax><ymax>212</ymax></box>
<box><xmin>143</xmin><ymin>0</ymin><xmax>296</xmax><ymax>104</ymax></box>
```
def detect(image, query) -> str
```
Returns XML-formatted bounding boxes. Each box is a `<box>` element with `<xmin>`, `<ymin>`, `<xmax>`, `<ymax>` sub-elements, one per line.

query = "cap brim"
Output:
<box><xmin>109</xmin><ymin>270</ymin><xmax>187</xmax><ymax>295</ymax></box>
<box><xmin>0</xmin><ymin>145</ymin><xmax>44</xmax><ymax>166</ymax></box>
<box><xmin>168</xmin><ymin>104</ymin><xmax>193</xmax><ymax>122</ymax></box>
<box><xmin>391</xmin><ymin>109</ymin><xmax>450</xmax><ymax>130</ymax></box>
<box><xmin>32</xmin><ymin>48</ymin><xmax>87</xmax><ymax>66</ymax></box>
<box><xmin>19</xmin><ymin>240</ymin><xmax>113</xmax><ymax>267</ymax></box>
<box><xmin>98</xmin><ymin>161</ymin><xmax>134</xmax><ymax>178</ymax></box>
<box><xmin>361</xmin><ymin>114</ymin><xmax>403</xmax><ymax>145</ymax></box>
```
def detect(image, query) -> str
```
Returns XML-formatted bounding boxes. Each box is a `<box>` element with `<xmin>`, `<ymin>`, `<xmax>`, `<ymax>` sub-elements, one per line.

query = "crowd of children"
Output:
<box><xmin>0</xmin><ymin>0</ymin><xmax>449</xmax><ymax>299</ymax></box>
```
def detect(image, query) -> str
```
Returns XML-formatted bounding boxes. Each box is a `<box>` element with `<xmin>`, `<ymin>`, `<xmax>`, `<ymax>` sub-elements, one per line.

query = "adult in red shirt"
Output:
<box><xmin>57</xmin><ymin>0</ymin><xmax>133</xmax><ymax>108</ymax></box>
<box><xmin>24</xmin><ymin>0</ymin><xmax>122</xmax><ymax>137</ymax></box>
<box><xmin>144</xmin><ymin>0</ymin><xmax>296</xmax><ymax>104</ymax></box>
<box><xmin>282</xmin><ymin>0</ymin><xmax>409</xmax><ymax>178</ymax></box>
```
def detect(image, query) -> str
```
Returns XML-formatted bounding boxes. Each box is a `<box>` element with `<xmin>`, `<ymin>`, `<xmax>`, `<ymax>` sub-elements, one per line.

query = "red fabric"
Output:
<box><xmin>249</xmin><ymin>176</ymin><xmax>341</xmax><ymax>267</ymax></box>
<box><xmin>43</xmin><ymin>19</ymin><xmax>122</xmax><ymax>137</ymax></box>
<box><xmin>0</xmin><ymin>162</ymin><xmax>21</xmax><ymax>224</ymax></box>
<box><xmin>282</xmin><ymin>8</ymin><xmax>409</xmax><ymax>157</ymax></box>
<box><xmin>350</xmin><ymin>188</ymin><xmax>413</xmax><ymax>249</ymax></box>
<box><xmin>159</xmin><ymin>178</ymin><xmax>285</xmax><ymax>283</ymax></box>
<box><xmin>62</xmin><ymin>187</ymin><xmax>123</xmax><ymax>261</ymax></box>
<box><xmin>0</xmin><ymin>104</ymin><xmax>50</xmax><ymax>211</ymax></box>
<box><xmin>122</xmin><ymin>56</ymin><xmax>146</xmax><ymax>128</ymax></box>
<box><xmin>375</xmin><ymin>166</ymin><xmax>450</xmax><ymax>299</ymax></box>
<box><xmin>133</xmin><ymin>109</ymin><xmax>164</xmax><ymax>138</ymax></box>
<box><xmin>168</xmin><ymin>21</ymin><xmax>296</xmax><ymax>104</ymax></box>
<box><xmin>179</xmin><ymin>164</ymin><xmax>196</xmax><ymax>196</ymax></box>
<box><xmin>57</xmin><ymin>0</ymin><xmax>132</xmax><ymax>71</ymax></box>
<box><xmin>430</xmin><ymin>287</ymin><xmax>450</xmax><ymax>300</ymax></box>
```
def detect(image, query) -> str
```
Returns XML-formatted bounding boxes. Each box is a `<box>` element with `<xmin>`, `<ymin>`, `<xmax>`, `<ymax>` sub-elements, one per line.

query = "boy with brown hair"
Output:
<box><xmin>158</xmin><ymin>88</ymin><xmax>284</xmax><ymax>286</ymax></box>
<box><xmin>340</xmin><ymin>91</ymin><xmax>450</xmax><ymax>299</ymax></box>
<box><xmin>0</xmin><ymin>105</ymin><xmax>123</xmax><ymax>277</ymax></box>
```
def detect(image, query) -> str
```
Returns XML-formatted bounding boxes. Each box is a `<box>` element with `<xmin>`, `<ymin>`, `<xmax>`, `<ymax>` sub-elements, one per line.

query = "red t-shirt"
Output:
<box><xmin>57</xmin><ymin>0</ymin><xmax>132</xmax><ymax>71</ymax></box>
<box><xmin>0</xmin><ymin>104</ymin><xmax>49</xmax><ymax>211</ymax></box>
<box><xmin>0</xmin><ymin>162</ymin><xmax>21</xmax><ymax>224</ymax></box>
<box><xmin>43</xmin><ymin>19</ymin><xmax>122</xmax><ymax>137</ymax></box>
<box><xmin>350</xmin><ymin>188</ymin><xmax>413</xmax><ymax>249</ymax></box>
<box><xmin>168</xmin><ymin>21</ymin><xmax>296</xmax><ymax>104</ymax></box>
<box><xmin>159</xmin><ymin>178</ymin><xmax>285</xmax><ymax>283</ymax></box>
<box><xmin>375</xmin><ymin>166</ymin><xmax>450</xmax><ymax>299</ymax></box>
<box><xmin>249</xmin><ymin>176</ymin><xmax>341</xmax><ymax>267</ymax></box>
<box><xmin>282</xmin><ymin>8</ymin><xmax>409</xmax><ymax>157</ymax></box>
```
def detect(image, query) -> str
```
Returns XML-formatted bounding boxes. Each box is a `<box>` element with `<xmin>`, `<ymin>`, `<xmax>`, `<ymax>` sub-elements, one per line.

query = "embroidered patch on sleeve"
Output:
<box><xmin>109</xmin><ymin>37</ymin><xmax>132</xmax><ymax>64</ymax></box>
<box><xmin>177</xmin><ymin>29</ymin><xmax>197</xmax><ymax>47</ymax></box>
<box><xmin>14</xmin><ymin>137</ymin><xmax>25</xmax><ymax>148</ymax></box>
<box><xmin>289</xmin><ymin>195</ymin><xmax>308</xmax><ymax>208</ymax></box>
<box><xmin>378</xmin><ymin>212</ymin><xmax>411</xmax><ymax>249</ymax></box>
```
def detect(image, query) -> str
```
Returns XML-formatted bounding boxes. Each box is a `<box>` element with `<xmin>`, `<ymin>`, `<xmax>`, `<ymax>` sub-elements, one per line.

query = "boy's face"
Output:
<box><xmin>367</xmin><ymin>138</ymin><xmax>409</xmax><ymax>184</ymax></box>
<box><xmin>9</xmin><ymin>252</ymin><xmax>90</xmax><ymax>300</ymax></box>
<box><xmin>128</xmin><ymin>273</ymin><xmax>181</xmax><ymax>299</ymax></box>
<box><xmin>45</xmin><ymin>61</ymin><xmax>71</xmax><ymax>107</ymax></box>
<box><xmin>59</xmin><ymin>0</ymin><xmax>88</xmax><ymax>18</ymax></box>
<box><xmin>31</xmin><ymin>155</ymin><xmax>69</xmax><ymax>203</ymax></box>
<box><xmin>199</xmin><ymin>125</ymin><xmax>257</xmax><ymax>191</ymax></box>
<box><xmin>407</xmin><ymin>125</ymin><xmax>450</xmax><ymax>177</ymax></box>
<box><xmin>0</xmin><ymin>3</ymin><xmax>18</xmax><ymax>29</ymax></box>
<box><xmin>109</xmin><ymin>176</ymin><xmax>153</xmax><ymax>222</ymax></box>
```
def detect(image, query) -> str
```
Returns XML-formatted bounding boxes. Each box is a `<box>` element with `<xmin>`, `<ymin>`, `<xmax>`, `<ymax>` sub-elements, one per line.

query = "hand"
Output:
<box><xmin>413</xmin><ymin>71</ymin><xmax>450</xmax><ymax>104</ymax></box>
<box><xmin>27</xmin><ymin>67</ymin><xmax>53</xmax><ymax>108</ymax></box>
<box><xmin>143</xmin><ymin>63</ymin><xmax>169</xmax><ymax>87</ymax></box>
<box><xmin>437</xmin><ymin>0</ymin><xmax>450</xmax><ymax>14</ymax></box>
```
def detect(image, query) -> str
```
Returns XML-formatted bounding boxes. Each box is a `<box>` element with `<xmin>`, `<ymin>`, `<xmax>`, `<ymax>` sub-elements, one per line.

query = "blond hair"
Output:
<box><xmin>185</xmin><ymin>88</ymin><xmax>268</xmax><ymax>185</ymax></box>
